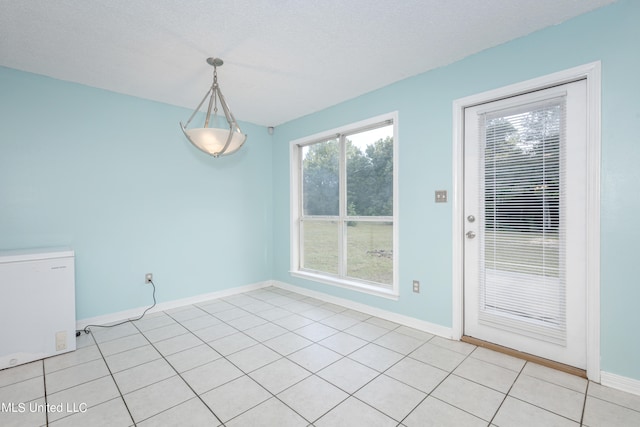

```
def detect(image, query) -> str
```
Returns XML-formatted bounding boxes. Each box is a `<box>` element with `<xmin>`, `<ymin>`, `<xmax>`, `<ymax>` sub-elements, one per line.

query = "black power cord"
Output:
<box><xmin>76</xmin><ymin>279</ymin><xmax>157</xmax><ymax>336</ymax></box>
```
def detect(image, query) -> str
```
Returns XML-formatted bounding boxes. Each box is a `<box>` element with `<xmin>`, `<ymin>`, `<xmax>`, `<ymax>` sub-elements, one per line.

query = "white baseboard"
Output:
<box><xmin>77</xmin><ymin>279</ymin><xmax>454</xmax><ymax>341</ymax></box>
<box><xmin>76</xmin><ymin>281</ymin><xmax>271</xmax><ymax>330</ymax></box>
<box><xmin>74</xmin><ymin>279</ymin><xmax>640</xmax><ymax>399</ymax></box>
<box><xmin>601</xmin><ymin>371</ymin><xmax>640</xmax><ymax>397</ymax></box>
<box><xmin>271</xmin><ymin>280</ymin><xmax>453</xmax><ymax>339</ymax></box>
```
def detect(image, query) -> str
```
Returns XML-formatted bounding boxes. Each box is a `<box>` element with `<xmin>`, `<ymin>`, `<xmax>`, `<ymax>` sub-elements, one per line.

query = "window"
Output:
<box><xmin>290</xmin><ymin>113</ymin><xmax>398</xmax><ymax>297</ymax></box>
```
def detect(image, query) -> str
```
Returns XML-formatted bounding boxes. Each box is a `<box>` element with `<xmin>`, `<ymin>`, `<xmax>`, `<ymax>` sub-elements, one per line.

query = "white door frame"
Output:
<box><xmin>452</xmin><ymin>62</ymin><xmax>601</xmax><ymax>381</ymax></box>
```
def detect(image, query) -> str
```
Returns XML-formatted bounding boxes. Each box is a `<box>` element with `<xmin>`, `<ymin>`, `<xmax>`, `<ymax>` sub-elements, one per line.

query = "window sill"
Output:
<box><xmin>289</xmin><ymin>270</ymin><xmax>399</xmax><ymax>301</ymax></box>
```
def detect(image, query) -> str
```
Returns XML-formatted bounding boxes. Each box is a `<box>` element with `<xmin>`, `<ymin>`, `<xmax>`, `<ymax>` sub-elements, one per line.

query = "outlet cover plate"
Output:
<box><xmin>435</xmin><ymin>190</ymin><xmax>447</xmax><ymax>203</ymax></box>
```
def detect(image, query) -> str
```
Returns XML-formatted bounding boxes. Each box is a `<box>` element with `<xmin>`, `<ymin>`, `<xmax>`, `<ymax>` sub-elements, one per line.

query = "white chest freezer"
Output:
<box><xmin>0</xmin><ymin>248</ymin><xmax>76</xmax><ymax>369</ymax></box>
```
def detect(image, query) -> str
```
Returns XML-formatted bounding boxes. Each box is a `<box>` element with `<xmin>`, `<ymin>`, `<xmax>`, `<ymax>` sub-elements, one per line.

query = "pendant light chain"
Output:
<box><xmin>213</xmin><ymin>66</ymin><xmax>219</xmax><ymax>116</ymax></box>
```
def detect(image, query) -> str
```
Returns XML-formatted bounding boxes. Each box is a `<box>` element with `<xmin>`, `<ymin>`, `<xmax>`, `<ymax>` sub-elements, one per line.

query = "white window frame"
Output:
<box><xmin>290</xmin><ymin>112</ymin><xmax>399</xmax><ymax>299</ymax></box>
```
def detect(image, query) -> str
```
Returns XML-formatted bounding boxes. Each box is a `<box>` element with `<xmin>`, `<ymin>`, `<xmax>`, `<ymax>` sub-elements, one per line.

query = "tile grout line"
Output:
<box><xmin>504</xmin><ymin>394</ymin><xmax>585</xmax><ymax>425</ymax></box>
<box><xmin>454</xmin><ymin>350</ymin><xmax>589</xmax><ymax>425</ymax></box>
<box><xmin>283</xmin><ymin>321</ymin><xmax>417</xmax><ymax>424</ymax></box>
<box><xmin>38</xmin><ymin>286</ymin><xmax>619</xmax><ymax>426</ymax></box>
<box><xmin>398</xmin><ymin>339</ymin><xmax>482</xmax><ymax>425</ymax></box>
<box><xmin>580</xmin><ymin>380</ymin><xmax>590</xmax><ymax>426</ymax></box>
<box><xmin>184</xmin><ymin>301</ymin><xmax>306</xmax><ymax>425</ymax></box>
<box><xmin>83</xmin><ymin>329</ymin><xmax>138</xmax><ymax>426</ymax></box>
<box><xmin>155</xmin><ymin>296</ymin><xmax>337</xmax><ymax>425</ymax></box>
<box><xmin>224</xmin><ymin>294</ymin><xmax>469</xmax><ymax>425</ymax></box>
<box><xmin>128</xmin><ymin>316</ymin><xmax>225</xmax><ymax>426</ymax></box>
<box><xmin>37</xmin><ymin>360</ymin><xmax>111</xmax><ymax>424</ymax></box>
<box><xmin>494</xmin><ymin>360</ymin><xmax>587</xmax><ymax>425</ymax></box>
<box><xmin>376</xmin><ymin>336</ymin><xmax>443</xmax><ymax>425</ymax></box>
<box><xmin>352</xmin><ymin>362</ymin><xmax>422</xmax><ymax>425</ymax></box>
<box><xmin>41</xmin><ymin>360</ymin><xmax>49</xmax><ymax>427</ymax></box>
<box><xmin>435</xmin><ymin>346</ymin><xmax>590</xmax><ymax>425</ymax></box>
<box><xmin>586</xmin><ymin>392</ymin><xmax>640</xmax><ymax>415</ymax></box>
<box><xmin>271</xmin><ymin>333</ymin><xmax>386</xmax><ymax>424</ymax></box>
<box><xmin>67</xmin><ymin>292</ymin><xmax>423</xmax><ymax>424</ymax></box>
<box><xmin>486</xmin><ymin>357</ymin><xmax>528</xmax><ymax>426</ymax></box>
<box><xmin>205</xmin><ymin>293</ymin><xmax>408</xmax><ymax>425</ymax></box>
<box><xmin>215</xmin><ymin>295</ymin><xmax>339</xmax><ymax>425</ymax></box>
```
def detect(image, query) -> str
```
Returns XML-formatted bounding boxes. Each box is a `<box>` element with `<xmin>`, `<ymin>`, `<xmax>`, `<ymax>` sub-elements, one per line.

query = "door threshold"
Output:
<box><xmin>461</xmin><ymin>336</ymin><xmax>586</xmax><ymax>379</ymax></box>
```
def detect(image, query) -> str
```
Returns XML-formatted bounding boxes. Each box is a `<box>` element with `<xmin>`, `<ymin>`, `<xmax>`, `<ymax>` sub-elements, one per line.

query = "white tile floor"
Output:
<box><xmin>2</xmin><ymin>286</ymin><xmax>640</xmax><ymax>426</ymax></box>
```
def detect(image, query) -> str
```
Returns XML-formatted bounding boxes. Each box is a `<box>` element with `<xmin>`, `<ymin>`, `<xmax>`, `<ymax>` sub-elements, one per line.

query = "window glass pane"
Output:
<box><xmin>302</xmin><ymin>220</ymin><xmax>339</xmax><ymax>275</ymax></box>
<box><xmin>481</xmin><ymin>101</ymin><xmax>564</xmax><ymax>327</ymax></box>
<box><xmin>346</xmin><ymin>221</ymin><xmax>393</xmax><ymax>285</ymax></box>
<box><xmin>302</xmin><ymin>139</ymin><xmax>339</xmax><ymax>216</ymax></box>
<box><xmin>293</xmin><ymin>116</ymin><xmax>396</xmax><ymax>293</ymax></box>
<box><xmin>484</xmin><ymin>104</ymin><xmax>561</xmax><ymax>278</ymax></box>
<box><xmin>346</xmin><ymin>125</ymin><xmax>393</xmax><ymax>217</ymax></box>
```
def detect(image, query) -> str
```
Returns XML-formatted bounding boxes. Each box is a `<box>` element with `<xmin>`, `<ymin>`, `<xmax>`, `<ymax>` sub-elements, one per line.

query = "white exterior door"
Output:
<box><xmin>463</xmin><ymin>80</ymin><xmax>587</xmax><ymax>369</ymax></box>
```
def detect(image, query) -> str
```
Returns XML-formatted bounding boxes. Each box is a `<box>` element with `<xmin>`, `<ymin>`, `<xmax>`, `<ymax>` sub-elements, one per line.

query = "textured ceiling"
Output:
<box><xmin>0</xmin><ymin>0</ymin><xmax>615</xmax><ymax>126</ymax></box>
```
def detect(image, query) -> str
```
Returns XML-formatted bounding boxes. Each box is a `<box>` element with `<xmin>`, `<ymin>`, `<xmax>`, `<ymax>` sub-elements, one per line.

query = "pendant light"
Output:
<box><xmin>180</xmin><ymin>57</ymin><xmax>247</xmax><ymax>157</ymax></box>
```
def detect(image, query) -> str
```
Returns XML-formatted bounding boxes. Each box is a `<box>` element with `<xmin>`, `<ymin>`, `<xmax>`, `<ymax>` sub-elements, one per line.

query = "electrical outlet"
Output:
<box><xmin>412</xmin><ymin>280</ymin><xmax>420</xmax><ymax>293</ymax></box>
<box><xmin>435</xmin><ymin>190</ymin><xmax>448</xmax><ymax>203</ymax></box>
<box><xmin>145</xmin><ymin>273</ymin><xmax>153</xmax><ymax>284</ymax></box>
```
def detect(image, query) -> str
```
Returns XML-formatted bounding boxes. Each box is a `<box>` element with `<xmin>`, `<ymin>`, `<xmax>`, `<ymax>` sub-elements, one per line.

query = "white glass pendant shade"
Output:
<box><xmin>182</xmin><ymin>126</ymin><xmax>246</xmax><ymax>157</ymax></box>
<box><xmin>180</xmin><ymin>57</ymin><xmax>247</xmax><ymax>158</ymax></box>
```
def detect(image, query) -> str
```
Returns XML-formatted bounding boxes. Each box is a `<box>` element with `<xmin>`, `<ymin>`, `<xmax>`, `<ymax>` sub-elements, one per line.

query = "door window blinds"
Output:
<box><xmin>478</xmin><ymin>97</ymin><xmax>567</xmax><ymax>344</ymax></box>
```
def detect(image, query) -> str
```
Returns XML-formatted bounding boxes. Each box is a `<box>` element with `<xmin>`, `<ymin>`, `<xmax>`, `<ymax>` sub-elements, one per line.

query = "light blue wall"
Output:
<box><xmin>2</xmin><ymin>0</ymin><xmax>638</xmax><ymax>381</ymax></box>
<box><xmin>0</xmin><ymin>67</ymin><xmax>274</xmax><ymax>320</ymax></box>
<box><xmin>272</xmin><ymin>0</ymin><xmax>640</xmax><ymax>380</ymax></box>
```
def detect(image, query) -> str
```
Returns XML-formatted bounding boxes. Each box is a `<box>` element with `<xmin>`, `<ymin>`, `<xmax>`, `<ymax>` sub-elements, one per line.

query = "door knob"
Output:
<box><xmin>466</xmin><ymin>231</ymin><xmax>476</xmax><ymax>239</ymax></box>
<box><xmin>467</xmin><ymin>215</ymin><xmax>475</xmax><ymax>223</ymax></box>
